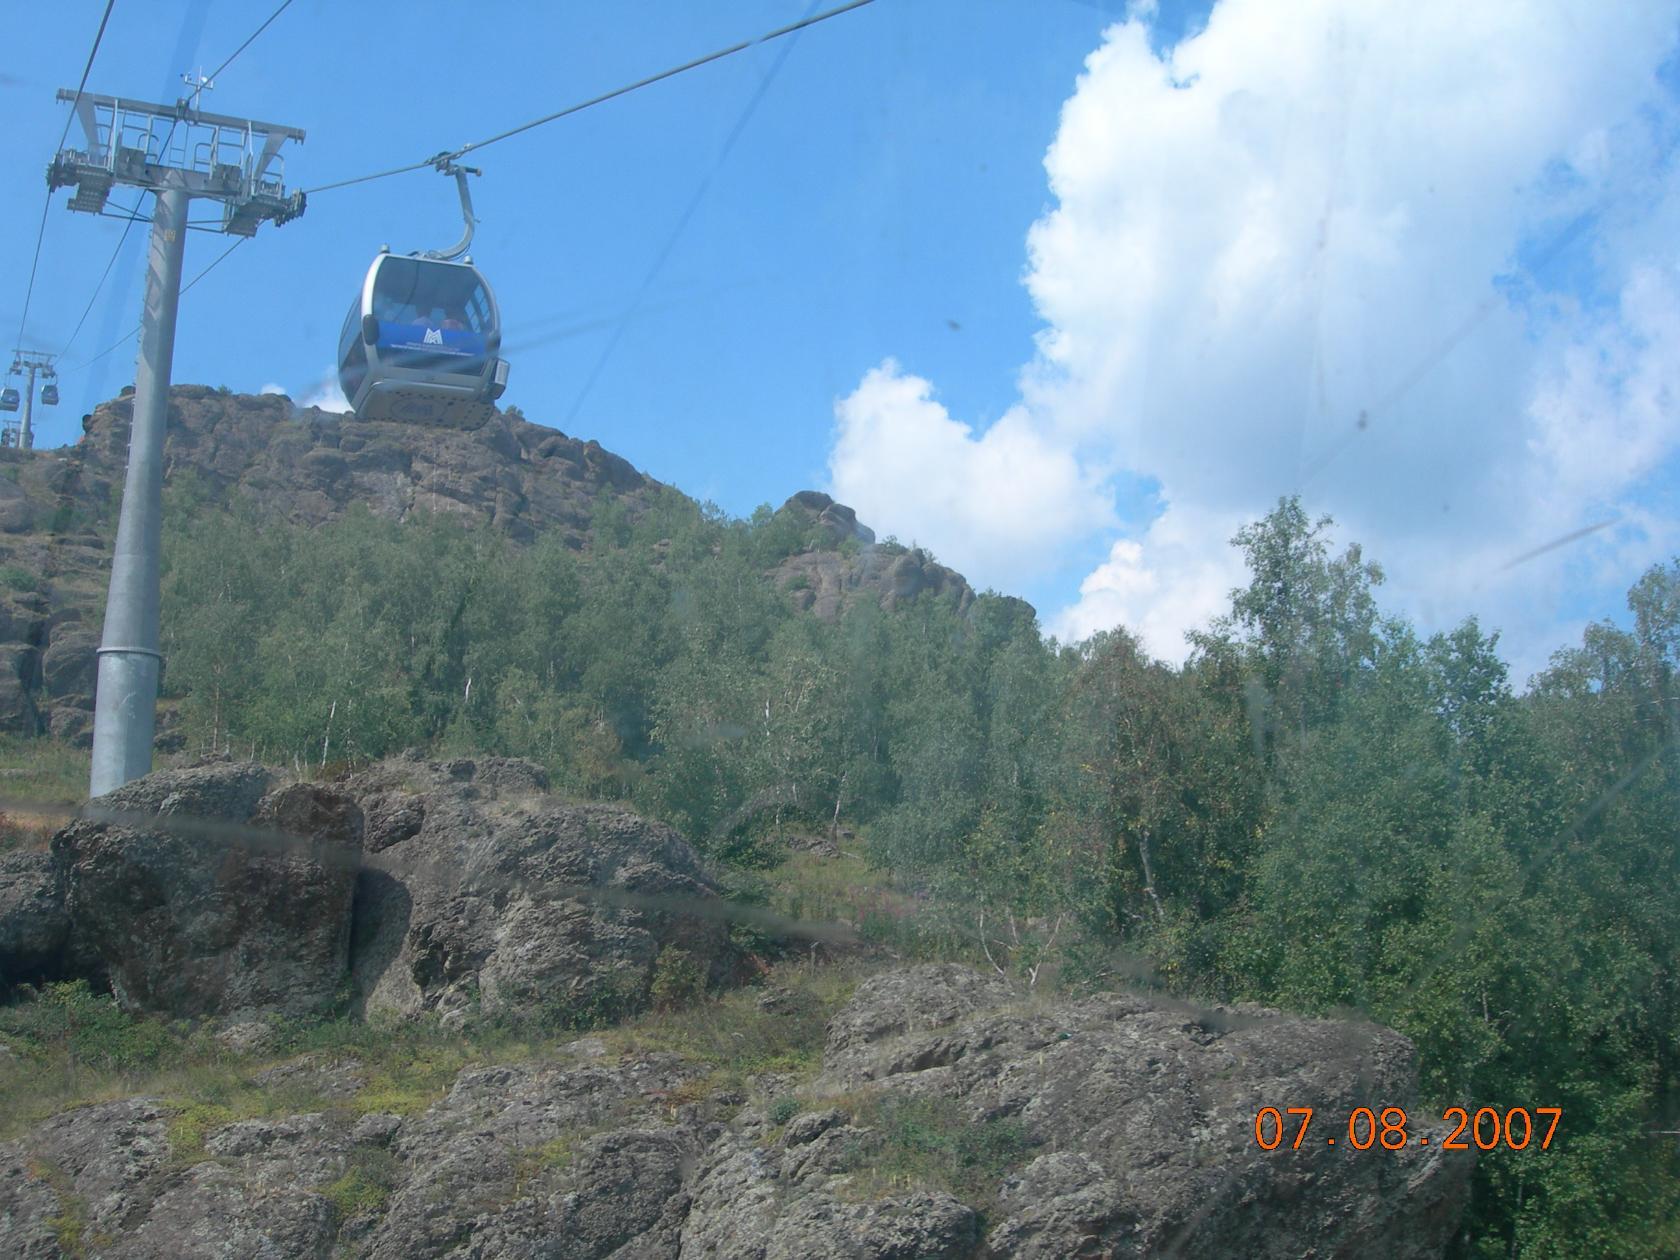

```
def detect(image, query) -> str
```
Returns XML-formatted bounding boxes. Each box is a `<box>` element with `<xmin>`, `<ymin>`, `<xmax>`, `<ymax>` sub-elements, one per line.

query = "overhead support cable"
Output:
<box><xmin>57</xmin><ymin>0</ymin><xmax>298</xmax><ymax>361</ymax></box>
<box><xmin>202</xmin><ymin>0</ymin><xmax>296</xmax><ymax>88</ymax></box>
<box><xmin>16</xmin><ymin>0</ymin><xmax>117</xmax><ymax>351</ymax></box>
<box><xmin>303</xmin><ymin>0</ymin><xmax>878</xmax><ymax>195</ymax></box>
<box><xmin>59</xmin><ymin>201</ymin><xmax>146</xmax><ymax>358</ymax></box>
<box><xmin>65</xmin><ymin>236</ymin><xmax>249</xmax><ymax>374</ymax></box>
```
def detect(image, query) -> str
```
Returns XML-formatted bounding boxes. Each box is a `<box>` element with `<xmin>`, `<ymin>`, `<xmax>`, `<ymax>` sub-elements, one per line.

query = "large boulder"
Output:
<box><xmin>806</xmin><ymin>964</ymin><xmax>1471</xmax><ymax>1259</ymax></box>
<box><xmin>53</xmin><ymin>762</ymin><xmax>363</xmax><ymax>1020</ymax></box>
<box><xmin>341</xmin><ymin>756</ymin><xmax>738</xmax><ymax>1026</ymax></box>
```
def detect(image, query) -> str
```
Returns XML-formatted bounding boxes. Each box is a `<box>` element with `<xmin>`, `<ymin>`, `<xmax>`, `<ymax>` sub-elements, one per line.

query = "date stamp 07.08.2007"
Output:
<box><xmin>1252</xmin><ymin>1106</ymin><xmax>1561</xmax><ymax>1153</ymax></box>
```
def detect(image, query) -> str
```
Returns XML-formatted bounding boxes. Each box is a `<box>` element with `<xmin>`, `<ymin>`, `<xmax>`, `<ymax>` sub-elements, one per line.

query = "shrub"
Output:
<box><xmin>0</xmin><ymin>565</ymin><xmax>39</xmax><ymax>592</ymax></box>
<box><xmin>0</xmin><ymin>981</ymin><xmax>180</xmax><ymax>1075</ymax></box>
<box><xmin>650</xmin><ymin>947</ymin><xmax>706</xmax><ymax>1011</ymax></box>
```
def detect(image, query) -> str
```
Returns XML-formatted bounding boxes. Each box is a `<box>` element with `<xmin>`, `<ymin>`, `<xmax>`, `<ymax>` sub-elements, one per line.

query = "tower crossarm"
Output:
<box><xmin>47</xmin><ymin>90</ymin><xmax>306</xmax><ymax>226</ymax></box>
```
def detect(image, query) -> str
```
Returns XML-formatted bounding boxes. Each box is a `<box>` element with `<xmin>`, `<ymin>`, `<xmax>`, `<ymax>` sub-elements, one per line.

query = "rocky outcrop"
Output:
<box><xmin>0</xmin><ymin>963</ymin><xmax>1471</xmax><ymax>1258</ymax></box>
<box><xmin>806</xmin><ymin>964</ymin><xmax>1469</xmax><ymax>1258</ymax></box>
<box><xmin>0</xmin><ymin>386</ymin><xmax>669</xmax><ymax>739</ymax></box>
<box><xmin>16</xmin><ymin>756</ymin><xmax>743</xmax><ymax>1027</ymax></box>
<box><xmin>76</xmin><ymin>387</ymin><xmax>660</xmax><ymax>549</ymax></box>
<box><xmin>53</xmin><ymin>763</ymin><xmax>363</xmax><ymax>1020</ymax></box>
<box><xmin>765</xmin><ymin>491</ymin><xmax>1039</xmax><ymax>626</ymax></box>
<box><xmin>1</xmin><ymin>393</ymin><xmax>1019</xmax><ymax>740</ymax></box>
<box><xmin>340</xmin><ymin>755</ymin><xmax>738</xmax><ymax>1026</ymax></box>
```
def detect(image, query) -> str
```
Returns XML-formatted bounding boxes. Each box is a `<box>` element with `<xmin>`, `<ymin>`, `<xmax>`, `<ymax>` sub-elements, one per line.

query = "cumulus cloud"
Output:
<box><xmin>255</xmin><ymin>371</ymin><xmax>349</xmax><ymax>414</ymax></box>
<box><xmin>829</xmin><ymin>0</ymin><xmax>1680</xmax><ymax>669</ymax></box>
<box><xmin>830</xmin><ymin>361</ymin><xmax>1114</xmax><ymax>586</ymax></box>
<box><xmin>297</xmin><ymin>369</ymin><xmax>350</xmax><ymax>414</ymax></box>
<box><xmin>1052</xmin><ymin>503</ymin><xmax>1248</xmax><ymax>651</ymax></box>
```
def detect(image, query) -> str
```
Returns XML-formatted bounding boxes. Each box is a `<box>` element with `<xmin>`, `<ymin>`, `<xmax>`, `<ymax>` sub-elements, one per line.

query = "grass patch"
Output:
<box><xmin>510</xmin><ymin>1132</ymin><xmax>591</xmax><ymax>1198</ymax></box>
<box><xmin>164</xmin><ymin>1097</ymin><xmax>244</xmax><ymax>1165</ymax></box>
<box><xmin>839</xmin><ymin>1092</ymin><xmax>1031</xmax><ymax>1223</ymax></box>
<box><xmin>0</xmin><ymin>736</ymin><xmax>91</xmax><ymax>824</ymax></box>
<box><xmin>0</xmin><ymin>983</ymin><xmax>538</xmax><ymax>1145</ymax></box>
<box><xmin>609</xmin><ymin>957</ymin><xmax>866</xmax><ymax>1089</ymax></box>
<box><xmin>321</xmin><ymin>1145</ymin><xmax>401</xmax><ymax>1220</ymax></box>
<box><xmin>767</xmin><ymin>849</ymin><xmax>982</xmax><ymax>965</ymax></box>
<box><xmin>27</xmin><ymin>1157</ymin><xmax>93</xmax><ymax>1257</ymax></box>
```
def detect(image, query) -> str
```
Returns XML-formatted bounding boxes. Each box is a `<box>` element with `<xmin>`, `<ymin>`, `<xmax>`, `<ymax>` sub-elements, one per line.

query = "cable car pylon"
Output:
<box><xmin>1</xmin><ymin>350</ymin><xmax>59</xmax><ymax>449</ymax></box>
<box><xmin>47</xmin><ymin>89</ymin><xmax>305</xmax><ymax>796</ymax></box>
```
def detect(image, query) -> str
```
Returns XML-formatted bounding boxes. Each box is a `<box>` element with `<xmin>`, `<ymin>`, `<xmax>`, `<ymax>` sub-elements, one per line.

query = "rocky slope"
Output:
<box><xmin>0</xmin><ymin>962</ymin><xmax>1470</xmax><ymax>1258</ymax></box>
<box><xmin>0</xmin><ymin>389</ymin><xmax>987</xmax><ymax>745</ymax></box>
<box><xmin>0</xmin><ymin>760</ymin><xmax>1472</xmax><ymax>1257</ymax></box>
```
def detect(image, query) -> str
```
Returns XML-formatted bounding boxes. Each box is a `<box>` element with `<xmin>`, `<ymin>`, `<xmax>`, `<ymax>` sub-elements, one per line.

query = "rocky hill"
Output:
<box><xmin>0</xmin><ymin>388</ymin><xmax>989</xmax><ymax>747</ymax></box>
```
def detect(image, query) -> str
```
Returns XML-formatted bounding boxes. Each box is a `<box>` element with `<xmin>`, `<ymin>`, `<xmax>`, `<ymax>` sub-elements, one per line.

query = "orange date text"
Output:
<box><xmin>1252</xmin><ymin>1106</ymin><xmax>1561</xmax><ymax>1152</ymax></box>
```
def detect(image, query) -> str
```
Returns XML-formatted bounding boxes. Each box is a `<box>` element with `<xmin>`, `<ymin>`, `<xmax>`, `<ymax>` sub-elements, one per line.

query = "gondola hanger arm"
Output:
<box><xmin>419</xmin><ymin>159</ymin><xmax>482</xmax><ymax>262</ymax></box>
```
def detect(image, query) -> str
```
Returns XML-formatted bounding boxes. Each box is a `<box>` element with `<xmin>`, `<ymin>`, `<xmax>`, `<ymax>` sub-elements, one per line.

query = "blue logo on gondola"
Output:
<box><xmin>375</xmin><ymin>320</ymin><xmax>484</xmax><ymax>358</ymax></box>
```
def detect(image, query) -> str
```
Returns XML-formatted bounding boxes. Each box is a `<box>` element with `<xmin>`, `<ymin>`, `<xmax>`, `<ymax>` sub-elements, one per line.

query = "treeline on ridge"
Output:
<box><xmin>154</xmin><ymin>478</ymin><xmax>1679</xmax><ymax>1257</ymax></box>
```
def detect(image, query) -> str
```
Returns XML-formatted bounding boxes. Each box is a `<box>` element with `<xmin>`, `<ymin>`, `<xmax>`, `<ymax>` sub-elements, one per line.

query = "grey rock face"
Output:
<box><xmin>54</xmin><ymin>763</ymin><xmax>363</xmax><ymax>1019</ymax></box>
<box><xmin>360</xmin><ymin>1051</ymin><xmax>714</xmax><ymax>1260</ymax></box>
<box><xmin>774</xmin><ymin>543</ymin><xmax>982</xmax><ymax>622</ymax></box>
<box><xmin>817</xmin><ymin>965</ymin><xmax>1471</xmax><ymax>1260</ymax></box>
<box><xmin>341</xmin><ymin>757</ymin><xmax>736</xmax><ymax>1025</ymax></box>
<box><xmin>0</xmin><ymin>1099</ymin><xmax>176</xmax><ymax>1250</ymax></box>
<box><xmin>0</xmin><ymin>850</ymin><xmax>68</xmax><ymax>987</ymax></box>
<box><xmin>0</xmin><ymin>963</ymin><xmax>1470</xmax><ymax>1259</ymax></box>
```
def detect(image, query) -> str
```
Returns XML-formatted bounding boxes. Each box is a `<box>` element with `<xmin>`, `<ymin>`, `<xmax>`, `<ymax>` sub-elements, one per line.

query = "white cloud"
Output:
<box><xmin>829</xmin><ymin>361</ymin><xmax>1114</xmax><ymax>587</ymax></box>
<box><xmin>256</xmin><ymin>370</ymin><xmax>348</xmax><ymax>413</ymax></box>
<box><xmin>1049</xmin><ymin>503</ymin><xmax>1247</xmax><ymax>655</ymax></box>
<box><xmin>830</xmin><ymin>0</ymin><xmax>1680</xmax><ymax>668</ymax></box>
<box><xmin>296</xmin><ymin>370</ymin><xmax>350</xmax><ymax>414</ymax></box>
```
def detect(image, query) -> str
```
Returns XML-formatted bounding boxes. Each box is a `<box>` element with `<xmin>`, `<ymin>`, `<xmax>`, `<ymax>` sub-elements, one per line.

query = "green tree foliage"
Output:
<box><xmin>150</xmin><ymin>482</ymin><xmax>1676</xmax><ymax>1254</ymax></box>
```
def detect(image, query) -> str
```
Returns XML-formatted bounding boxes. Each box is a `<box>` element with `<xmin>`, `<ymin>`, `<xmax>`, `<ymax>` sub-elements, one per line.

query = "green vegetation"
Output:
<box><xmin>0</xmin><ymin>735</ymin><xmax>89</xmax><ymax>826</ymax></box>
<box><xmin>611</xmin><ymin>957</ymin><xmax>863</xmax><ymax>1085</ymax></box>
<box><xmin>840</xmin><ymin>1093</ymin><xmax>1030</xmax><ymax>1223</ymax></box>
<box><xmin>0</xmin><ymin>563</ymin><xmax>40</xmax><ymax>592</ymax></box>
<box><xmin>30</xmin><ymin>1158</ymin><xmax>95</xmax><ymax>1257</ymax></box>
<box><xmin>0</xmin><ymin>484</ymin><xmax>1661</xmax><ymax>1254</ymax></box>
<box><xmin>0</xmin><ymin>983</ymin><xmax>506</xmax><ymax>1143</ymax></box>
<box><xmin>322</xmin><ymin>1146</ymin><xmax>402</xmax><ymax>1220</ymax></box>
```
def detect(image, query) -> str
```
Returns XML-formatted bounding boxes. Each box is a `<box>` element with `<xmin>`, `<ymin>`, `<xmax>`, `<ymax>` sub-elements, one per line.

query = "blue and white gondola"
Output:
<box><xmin>337</xmin><ymin>250</ymin><xmax>509</xmax><ymax>425</ymax></box>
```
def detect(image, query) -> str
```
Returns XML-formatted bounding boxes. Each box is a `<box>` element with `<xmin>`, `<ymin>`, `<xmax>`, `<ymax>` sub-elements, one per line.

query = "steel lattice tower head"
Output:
<box><xmin>46</xmin><ymin>88</ymin><xmax>305</xmax><ymax>797</ymax></box>
<box><xmin>47</xmin><ymin>90</ymin><xmax>305</xmax><ymax>232</ymax></box>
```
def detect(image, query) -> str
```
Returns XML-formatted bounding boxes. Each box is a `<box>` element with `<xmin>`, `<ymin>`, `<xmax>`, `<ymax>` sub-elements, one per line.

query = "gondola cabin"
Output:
<box><xmin>337</xmin><ymin>250</ymin><xmax>508</xmax><ymax>425</ymax></box>
<box><xmin>40</xmin><ymin>383</ymin><xmax>58</xmax><ymax>406</ymax></box>
<box><xmin>0</xmin><ymin>388</ymin><xmax>18</xmax><ymax>413</ymax></box>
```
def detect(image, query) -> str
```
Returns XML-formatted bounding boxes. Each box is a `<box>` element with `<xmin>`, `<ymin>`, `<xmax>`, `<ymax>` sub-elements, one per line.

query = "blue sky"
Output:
<box><xmin>2</xmin><ymin>0</ymin><xmax>1156</xmax><ymax>483</ymax></box>
<box><xmin>4</xmin><ymin>0</ymin><xmax>1678</xmax><ymax>681</ymax></box>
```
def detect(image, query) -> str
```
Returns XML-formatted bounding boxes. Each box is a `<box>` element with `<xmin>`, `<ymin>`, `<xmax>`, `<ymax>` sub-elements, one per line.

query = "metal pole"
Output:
<box><xmin>90</xmin><ymin>186</ymin><xmax>188</xmax><ymax>797</ymax></box>
<box><xmin>19</xmin><ymin>362</ymin><xmax>34</xmax><ymax>451</ymax></box>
